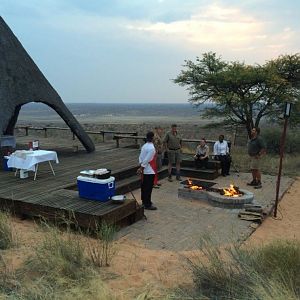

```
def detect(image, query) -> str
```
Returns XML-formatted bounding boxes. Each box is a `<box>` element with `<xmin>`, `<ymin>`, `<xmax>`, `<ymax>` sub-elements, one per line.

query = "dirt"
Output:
<box><xmin>106</xmin><ymin>177</ymin><xmax>300</xmax><ymax>298</ymax></box>
<box><xmin>2</xmin><ymin>177</ymin><xmax>300</xmax><ymax>299</ymax></box>
<box><xmin>247</xmin><ymin>177</ymin><xmax>300</xmax><ymax>245</ymax></box>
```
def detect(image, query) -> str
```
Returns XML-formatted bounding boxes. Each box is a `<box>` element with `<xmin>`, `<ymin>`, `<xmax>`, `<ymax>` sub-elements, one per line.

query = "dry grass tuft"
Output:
<box><xmin>0</xmin><ymin>211</ymin><xmax>16</xmax><ymax>250</ymax></box>
<box><xmin>185</xmin><ymin>238</ymin><xmax>300</xmax><ymax>299</ymax></box>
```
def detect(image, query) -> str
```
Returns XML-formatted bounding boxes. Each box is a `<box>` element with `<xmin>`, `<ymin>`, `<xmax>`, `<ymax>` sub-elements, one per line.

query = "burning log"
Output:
<box><xmin>221</xmin><ymin>184</ymin><xmax>243</xmax><ymax>197</ymax></box>
<box><xmin>185</xmin><ymin>178</ymin><xmax>203</xmax><ymax>190</ymax></box>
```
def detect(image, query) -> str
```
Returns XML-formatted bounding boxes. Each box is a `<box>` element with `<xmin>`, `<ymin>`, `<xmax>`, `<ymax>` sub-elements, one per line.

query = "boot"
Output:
<box><xmin>176</xmin><ymin>172</ymin><xmax>182</xmax><ymax>181</ymax></box>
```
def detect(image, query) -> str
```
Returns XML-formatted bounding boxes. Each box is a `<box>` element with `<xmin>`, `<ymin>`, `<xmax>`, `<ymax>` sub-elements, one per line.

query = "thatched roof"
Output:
<box><xmin>0</xmin><ymin>16</ymin><xmax>95</xmax><ymax>152</ymax></box>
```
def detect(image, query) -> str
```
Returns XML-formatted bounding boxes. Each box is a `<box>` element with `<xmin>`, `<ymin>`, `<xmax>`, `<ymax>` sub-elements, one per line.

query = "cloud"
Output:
<box><xmin>120</xmin><ymin>2</ymin><xmax>299</xmax><ymax>63</ymax></box>
<box><xmin>124</xmin><ymin>3</ymin><xmax>265</xmax><ymax>48</ymax></box>
<box><xmin>3</xmin><ymin>0</ymin><xmax>299</xmax><ymax>84</ymax></box>
<box><xmin>8</xmin><ymin>0</ymin><xmax>298</xmax><ymax>60</ymax></box>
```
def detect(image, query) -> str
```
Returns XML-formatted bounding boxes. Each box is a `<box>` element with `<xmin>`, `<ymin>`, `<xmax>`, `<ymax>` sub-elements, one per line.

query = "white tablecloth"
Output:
<box><xmin>7</xmin><ymin>150</ymin><xmax>59</xmax><ymax>171</ymax></box>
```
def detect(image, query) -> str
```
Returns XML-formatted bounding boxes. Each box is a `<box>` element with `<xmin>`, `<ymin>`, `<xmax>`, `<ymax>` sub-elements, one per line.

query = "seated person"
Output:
<box><xmin>213</xmin><ymin>134</ymin><xmax>231</xmax><ymax>176</ymax></box>
<box><xmin>194</xmin><ymin>138</ymin><xmax>209</xmax><ymax>169</ymax></box>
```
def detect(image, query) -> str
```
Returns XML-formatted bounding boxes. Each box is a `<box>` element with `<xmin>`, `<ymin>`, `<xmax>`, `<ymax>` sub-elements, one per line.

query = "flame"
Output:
<box><xmin>187</xmin><ymin>178</ymin><xmax>203</xmax><ymax>190</ymax></box>
<box><xmin>190</xmin><ymin>185</ymin><xmax>203</xmax><ymax>190</ymax></box>
<box><xmin>222</xmin><ymin>184</ymin><xmax>241</xmax><ymax>197</ymax></box>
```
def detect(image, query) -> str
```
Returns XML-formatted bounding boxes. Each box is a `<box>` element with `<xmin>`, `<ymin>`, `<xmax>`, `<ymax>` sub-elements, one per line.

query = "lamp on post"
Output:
<box><xmin>274</xmin><ymin>102</ymin><xmax>292</xmax><ymax>218</ymax></box>
<box><xmin>284</xmin><ymin>102</ymin><xmax>292</xmax><ymax>118</ymax></box>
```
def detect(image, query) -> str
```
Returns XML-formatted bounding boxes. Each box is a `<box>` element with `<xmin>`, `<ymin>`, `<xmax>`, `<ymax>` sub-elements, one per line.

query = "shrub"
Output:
<box><xmin>249</xmin><ymin>240</ymin><xmax>300</xmax><ymax>294</ymax></box>
<box><xmin>187</xmin><ymin>238</ymin><xmax>300</xmax><ymax>299</ymax></box>
<box><xmin>24</xmin><ymin>227</ymin><xmax>88</xmax><ymax>282</ymax></box>
<box><xmin>0</xmin><ymin>254</ymin><xmax>19</xmax><ymax>295</ymax></box>
<box><xmin>0</xmin><ymin>211</ymin><xmax>16</xmax><ymax>250</ymax></box>
<box><xmin>262</xmin><ymin>128</ymin><xmax>300</xmax><ymax>154</ymax></box>
<box><xmin>87</xmin><ymin>222</ymin><xmax>117</xmax><ymax>267</ymax></box>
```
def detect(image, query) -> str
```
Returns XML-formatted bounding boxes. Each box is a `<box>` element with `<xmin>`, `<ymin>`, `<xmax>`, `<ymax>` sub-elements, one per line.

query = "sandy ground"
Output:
<box><xmin>2</xmin><ymin>177</ymin><xmax>300</xmax><ymax>299</ymax></box>
<box><xmin>247</xmin><ymin>177</ymin><xmax>300</xmax><ymax>245</ymax></box>
<box><xmin>106</xmin><ymin>177</ymin><xmax>300</xmax><ymax>298</ymax></box>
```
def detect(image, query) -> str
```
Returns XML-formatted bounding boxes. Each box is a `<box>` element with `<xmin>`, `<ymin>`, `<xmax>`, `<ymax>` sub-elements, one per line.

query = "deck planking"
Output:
<box><xmin>0</xmin><ymin>135</ymin><xmax>143</xmax><ymax>227</ymax></box>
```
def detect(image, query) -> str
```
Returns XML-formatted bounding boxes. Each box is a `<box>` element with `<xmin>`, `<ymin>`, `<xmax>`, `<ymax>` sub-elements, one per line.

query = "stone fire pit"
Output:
<box><xmin>178</xmin><ymin>182</ymin><xmax>254</xmax><ymax>209</ymax></box>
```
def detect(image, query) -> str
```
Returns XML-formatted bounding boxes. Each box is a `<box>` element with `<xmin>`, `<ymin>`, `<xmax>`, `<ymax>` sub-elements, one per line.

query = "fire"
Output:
<box><xmin>187</xmin><ymin>178</ymin><xmax>203</xmax><ymax>190</ymax></box>
<box><xmin>222</xmin><ymin>184</ymin><xmax>242</xmax><ymax>197</ymax></box>
<box><xmin>190</xmin><ymin>185</ymin><xmax>203</xmax><ymax>190</ymax></box>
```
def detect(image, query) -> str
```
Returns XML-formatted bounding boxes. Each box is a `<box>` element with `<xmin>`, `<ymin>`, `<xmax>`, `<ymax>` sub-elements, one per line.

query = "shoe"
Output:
<box><xmin>168</xmin><ymin>176</ymin><xmax>173</xmax><ymax>182</ymax></box>
<box><xmin>222</xmin><ymin>174</ymin><xmax>226</xmax><ymax>177</ymax></box>
<box><xmin>247</xmin><ymin>180</ymin><xmax>257</xmax><ymax>186</ymax></box>
<box><xmin>176</xmin><ymin>176</ymin><xmax>182</xmax><ymax>181</ymax></box>
<box><xmin>144</xmin><ymin>205</ymin><xmax>157</xmax><ymax>210</ymax></box>
<box><xmin>157</xmin><ymin>183</ymin><xmax>162</xmax><ymax>186</ymax></box>
<box><xmin>153</xmin><ymin>185</ymin><xmax>160</xmax><ymax>189</ymax></box>
<box><xmin>254</xmin><ymin>182</ymin><xmax>262</xmax><ymax>189</ymax></box>
<box><xmin>226</xmin><ymin>173</ymin><xmax>230</xmax><ymax>176</ymax></box>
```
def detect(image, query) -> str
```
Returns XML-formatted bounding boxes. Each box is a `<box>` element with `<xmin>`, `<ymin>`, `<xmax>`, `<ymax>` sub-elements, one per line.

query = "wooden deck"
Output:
<box><xmin>0</xmin><ymin>136</ymin><xmax>144</xmax><ymax>228</ymax></box>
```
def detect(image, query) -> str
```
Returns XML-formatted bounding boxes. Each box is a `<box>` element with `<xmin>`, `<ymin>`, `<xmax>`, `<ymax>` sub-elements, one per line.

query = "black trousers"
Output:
<box><xmin>217</xmin><ymin>155</ymin><xmax>231</xmax><ymax>175</ymax></box>
<box><xmin>194</xmin><ymin>155</ymin><xmax>208</xmax><ymax>169</ymax></box>
<box><xmin>141</xmin><ymin>174</ymin><xmax>155</xmax><ymax>208</ymax></box>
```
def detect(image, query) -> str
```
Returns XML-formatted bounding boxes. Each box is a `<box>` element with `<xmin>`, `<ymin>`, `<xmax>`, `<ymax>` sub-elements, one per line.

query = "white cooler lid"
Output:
<box><xmin>77</xmin><ymin>176</ymin><xmax>115</xmax><ymax>184</ymax></box>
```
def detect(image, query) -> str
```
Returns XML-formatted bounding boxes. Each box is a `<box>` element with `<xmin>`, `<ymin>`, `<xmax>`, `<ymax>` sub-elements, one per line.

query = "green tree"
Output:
<box><xmin>174</xmin><ymin>52</ymin><xmax>300</xmax><ymax>137</ymax></box>
<box><xmin>270</xmin><ymin>54</ymin><xmax>300</xmax><ymax>127</ymax></box>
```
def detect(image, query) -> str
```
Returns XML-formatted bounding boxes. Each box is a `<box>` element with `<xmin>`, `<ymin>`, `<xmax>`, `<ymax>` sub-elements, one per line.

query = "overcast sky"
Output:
<box><xmin>1</xmin><ymin>0</ymin><xmax>299</xmax><ymax>103</ymax></box>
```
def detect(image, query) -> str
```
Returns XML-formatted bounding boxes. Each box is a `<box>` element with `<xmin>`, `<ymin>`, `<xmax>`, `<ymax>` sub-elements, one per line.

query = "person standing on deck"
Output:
<box><xmin>153</xmin><ymin>126</ymin><xmax>164</xmax><ymax>188</ymax></box>
<box><xmin>247</xmin><ymin>127</ymin><xmax>266</xmax><ymax>189</ymax></box>
<box><xmin>137</xmin><ymin>131</ymin><xmax>157</xmax><ymax>210</ymax></box>
<box><xmin>164</xmin><ymin>124</ymin><xmax>182</xmax><ymax>182</ymax></box>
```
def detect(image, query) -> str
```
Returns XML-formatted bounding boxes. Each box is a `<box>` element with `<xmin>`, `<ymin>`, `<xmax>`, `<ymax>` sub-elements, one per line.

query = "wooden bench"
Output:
<box><xmin>113</xmin><ymin>134</ymin><xmax>146</xmax><ymax>148</ymax></box>
<box><xmin>100</xmin><ymin>131</ymin><xmax>137</xmax><ymax>142</ymax></box>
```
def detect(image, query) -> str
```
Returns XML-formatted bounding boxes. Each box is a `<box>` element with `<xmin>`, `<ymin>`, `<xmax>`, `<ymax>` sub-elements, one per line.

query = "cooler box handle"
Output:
<box><xmin>108</xmin><ymin>182</ymin><xmax>114</xmax><ymax>189</ymax></box>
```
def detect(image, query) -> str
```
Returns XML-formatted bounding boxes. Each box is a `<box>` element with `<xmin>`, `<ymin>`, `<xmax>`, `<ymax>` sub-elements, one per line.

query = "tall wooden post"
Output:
<box><xmin>274</xmin><ymin>103</ymin><xmax>291</xmax><ymax>218</ymax></box>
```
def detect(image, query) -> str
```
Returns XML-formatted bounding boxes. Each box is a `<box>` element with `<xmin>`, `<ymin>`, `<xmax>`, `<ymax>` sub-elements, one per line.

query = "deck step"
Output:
<box><xmin>115</xmin><ymin>167</ymin><xmax>169</xmax><ymax>194</ymax></box>
<box><xmin>181</xmin><ymin>159</ymin><xmax>221</xmax><ymax>169</ymax></box>
<box><xmin>174</xmin><ymin>167</ymin><xmax>219</xmax><ymax>180</ymax></box>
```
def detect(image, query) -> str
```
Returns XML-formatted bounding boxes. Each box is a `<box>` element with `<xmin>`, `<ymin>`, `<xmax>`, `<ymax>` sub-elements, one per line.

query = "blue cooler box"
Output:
<box><xmin>77</xmin><ymin>176</ymin><xmax>115</xmax><ymax>201</ymax></box>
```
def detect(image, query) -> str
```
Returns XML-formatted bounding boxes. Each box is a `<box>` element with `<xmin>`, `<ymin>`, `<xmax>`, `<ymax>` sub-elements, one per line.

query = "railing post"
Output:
<box><xmin>72</xmin><ymin>132</ymin><xmax>75</xmax><ymax>140</ymax></box>
<box><xmin>44</xmin><ymin>128</ymin><xmax>47</xmax><ymax>138</ymax></box>
<box><xmin>116</xmin><ymin>138</ymin><xmax>120</xmax><ymax>148</ymax></box>
<box><xmin>25</xmin><ymin>126</ymin><xmax>29</xmax><ymax>136</ymax></box>
<box><xmin>102</xmin><ymin>131</ymin><xmax>105</xmax><ymax>142</ymax></box>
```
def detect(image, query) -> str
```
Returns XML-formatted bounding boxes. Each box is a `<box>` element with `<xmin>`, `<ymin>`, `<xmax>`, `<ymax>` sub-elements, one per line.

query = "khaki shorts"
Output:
<box><xmin>168</xmin><ymin>149</ymin><xmax>182</xmax><ymax>164</ymax></box>
<box><xmin>249</xmin><ymin>156</ymin><xmax>261</xmax><ymax>170</ymax></box>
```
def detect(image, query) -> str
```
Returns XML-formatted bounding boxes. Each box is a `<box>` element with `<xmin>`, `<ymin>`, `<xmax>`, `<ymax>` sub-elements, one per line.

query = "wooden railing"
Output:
<box><xmin>15</xmin><ymin>125</ymin><xmax>138</xmax><ymax>142</ymax></box>
<box><xmin>112</xmin><ymin>135</ymin><xmax>232</xmax><ymax>153</ymax></box>
<box><xmin>113</xmin><ymin>134</ymin><xmax>146</xmax><ymax>148</ymax></box>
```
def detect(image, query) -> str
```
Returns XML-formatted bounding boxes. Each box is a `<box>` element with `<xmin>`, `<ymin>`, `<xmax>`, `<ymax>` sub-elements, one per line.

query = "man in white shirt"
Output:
<box><xmin>213</xmin><ymin>134</ymin><xmax>231</xmax><ymax>176</ymax></box>
<box><xmin>137</xmin><ymin>131</ymin><xmax>157</xmax><ymax>210</ymax></box>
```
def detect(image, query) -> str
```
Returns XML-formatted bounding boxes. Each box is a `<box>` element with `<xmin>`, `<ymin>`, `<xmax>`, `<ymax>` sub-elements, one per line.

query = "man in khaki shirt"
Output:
<box><xmin>163</xmin><ymin>124</ymin><xmax>182</xmax><ymax>181</ymax></box>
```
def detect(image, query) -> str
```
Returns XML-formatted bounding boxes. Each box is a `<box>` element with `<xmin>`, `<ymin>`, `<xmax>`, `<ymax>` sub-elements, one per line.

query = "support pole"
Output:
<box><xmin>274</xmin><ymin>117</ymin><xmax>289</xmax><ymax>217</ymax></box>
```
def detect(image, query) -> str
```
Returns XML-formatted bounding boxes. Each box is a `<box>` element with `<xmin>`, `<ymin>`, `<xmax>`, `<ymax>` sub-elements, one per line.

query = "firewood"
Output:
<box><xmin>244</xmin><ymin>204</ymin><xmax>262</xmax><ymax>209</ymax></box>
<box><xmin>239</xmin><ymin>215</ymin><xmax>262</xmax><ymax>222</ymax></box>
<box><xmin>245</xmin><ymin>207</ymin><xmax>263</xmax><ymax>213</ymax></box>
<box><xmin>238</xmin><ymin>211</ymin><xmax>262</xmax><ymax>217</ymax></box>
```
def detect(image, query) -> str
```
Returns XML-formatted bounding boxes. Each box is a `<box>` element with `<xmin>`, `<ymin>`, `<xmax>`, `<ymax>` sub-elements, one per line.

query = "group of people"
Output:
<box><xmin>137</xmin><ymin>125</ymin><xmax>266</xmax><ymax>210</ymax></box>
